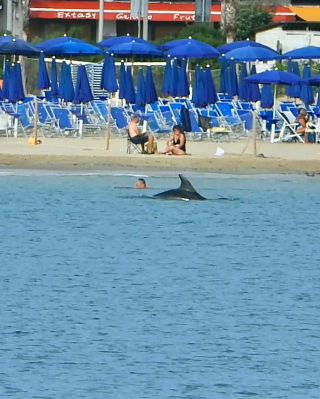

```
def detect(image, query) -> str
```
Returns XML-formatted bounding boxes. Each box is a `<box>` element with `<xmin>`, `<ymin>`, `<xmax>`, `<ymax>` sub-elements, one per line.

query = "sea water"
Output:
<box><xmin>0</xmin><ymin>172</ymin><xmax>319</xmax><ymax>399</ymax></box>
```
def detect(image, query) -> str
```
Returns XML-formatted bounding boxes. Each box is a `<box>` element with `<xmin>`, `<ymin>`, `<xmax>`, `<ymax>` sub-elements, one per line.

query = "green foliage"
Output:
<box><xmin>235</xmin><ymin>5</ymin><xmax>272</xmax><ymax>41</ymax></box>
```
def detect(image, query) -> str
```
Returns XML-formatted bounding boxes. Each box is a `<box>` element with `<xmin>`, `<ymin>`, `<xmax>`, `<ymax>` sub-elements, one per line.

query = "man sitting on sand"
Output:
<box><xmin>162</xmin><ymin>125</ymin><xmax>186</xmax><ymax>155</ymax></box>
<box><xmin>128</xmin><ymin>115</ymin><xmax>154</xmax><ymax>154</ymax></box>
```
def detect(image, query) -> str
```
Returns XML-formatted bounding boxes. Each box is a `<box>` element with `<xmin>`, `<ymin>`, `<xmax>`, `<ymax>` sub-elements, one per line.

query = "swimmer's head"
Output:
<box><xmin>136</xmin><ymin>178</ymin><xmax>146</xmax><ymax>189</ymax></box>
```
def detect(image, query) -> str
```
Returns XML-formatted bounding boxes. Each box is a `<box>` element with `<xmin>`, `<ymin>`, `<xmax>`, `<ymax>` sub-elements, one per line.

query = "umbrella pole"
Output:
<box><xmin>34</xmin><ymin>97</ymin><xmax>38</xmax><ymax>145</ymax></box>
<box><xmin>106</xmin><ymin>97</ymin><xmax>112</xmax><ymax>150</ymax></box>
<box><xmin>252</xmin><ymin>108</ymin><xmax>257</xmax><ymax>157</ymax></box>
<box><xmin>271</xmin><ymin>85</ymin><xmax>277</xmax><ymax>144</ymax></box>
<box><xmin>79</xmin><ymin>103</ymin><xmax>83</xmax><ymax>139</ymax></box>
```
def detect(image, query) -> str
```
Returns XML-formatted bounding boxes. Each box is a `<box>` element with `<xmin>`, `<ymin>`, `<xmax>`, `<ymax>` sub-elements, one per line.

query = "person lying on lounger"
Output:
<box><xmin>295</xmin><ymin>108</ymin><xmax>309</xmax><ymax>143</ymax></box>
<box><xmin>162</xmin><ymin>125</ymin><xmax>186</xmax><ymax>155</ymax></box>
<box><xmin>128</xmin><ymin>115</ymin><xmax>154</xmax><ymax>154</ymax></box>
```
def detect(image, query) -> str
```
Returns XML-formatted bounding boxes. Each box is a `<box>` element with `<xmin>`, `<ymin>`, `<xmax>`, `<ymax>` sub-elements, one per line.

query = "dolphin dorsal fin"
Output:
<box><xmin>179</xmin><ymin>174</ymin><xmax>196</xmax><ymax>192</ymax></box>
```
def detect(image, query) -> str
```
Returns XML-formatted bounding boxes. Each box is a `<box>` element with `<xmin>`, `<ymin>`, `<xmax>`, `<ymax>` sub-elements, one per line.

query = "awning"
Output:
<box><xmin>289</xmin><ymin>7</ymin><xmax>320</xmax><ymax>22</ymax></box>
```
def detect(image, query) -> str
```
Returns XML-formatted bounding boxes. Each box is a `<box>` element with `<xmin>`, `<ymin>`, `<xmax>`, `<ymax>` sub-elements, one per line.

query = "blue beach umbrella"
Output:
<box><xmin>164</xmin><ymin>41</ymin><xmax>219</xmax><ymax>59</ymax></box>
<box><xmin>15</xmin><ymin>63</ymin><xmax>25</xmax><ymax>101</ymax></box>
<box><xmin>307</xmin><ymin>71</ymin><xmax>320</xmax><ymax>105</ymax></box>
<box><xmin>36</xmin><ymin>35</ymin><xmax>83</xmax><ymax>51</ymax></box>
<box><xmin>0</xmin><ymin>34</ymin><xmax>12</xmax><ymax>43</ymax></box>
<box><xmin>204</xmin><ymin>65</ymin><xmax>217</xmax><ymax>105</ymax></box>
<box><xmin>45</xmin><ymin>41</ymin><xmax>103</xmax><ymax>56</ymax></box>
<box><xmin>50</xmin><ymin>57</ymin><xmax>59</xmax><ymax>97</ymax></box>
<box><xmin>285</xmin><ymin>60</ymin><xmax>292</xmax><ymax>97</ymax></box>
<box><xmin>218</xmin><ymin>40</ymin><xmax>274</xmax><ymax>54</ymax></box>
<box><xmin>74</xmin><ymin>65</ymin><xmax>93</xmax><ymax>104</ymax></box>
<box><xmin>177</xmin><ymin>59</ymin><xmax>189</xmax><ymax>97</ymax></box>
<box><xmin>37</xmin><ymin>52</ymin><xmax>50</xmax><ymax>90</ymax></box>
<box><xmin>282</xmin><ymin>46</ymin><xmax>320</xmax><ymax>60</ymax></box>
<box><xmin>161</xmin><ymin>56</ymin><xmax>172</xmax><ymax>95</ymax></box>
<box><xmin>59</xmin><ymin>61</ymin><xmax>74</xmax><ymax>102</ymax></box>
<box><xmin>2</xmin><ymin>60</ymin><xmax>10</xmax><ymax>100</ymax></box>
<box><xmin>168</xmin><ymin>59</ymin><xmax>179</xmax><ymax>97</ymax></box>
<box><xmin>119</xmin><ymin>61</ymin><xmax>126</xmax><ymax>100</ymax></box>
<box><xmin>8</xmin><ymin>64</ymin><xmax>25</xmax><ymax>102</ymax></box>
<box><xmin>219</xmin><ymin>55</ymin><xmax>228</xmax><ymax>93</ymax></box>
<box><xmin>125</xmin><ymin>66</ymin><xmax>136</xmax><ymax>104</ymax></box>
<box><xmin>247</xmin><ymin>65</ymin><xmax>261</xmax><ymax>103</ymax></box>
<box><xmin>108</xmin><ymin>40</ymin><xmax>162</xmax><ymax>57</ymax></box>
<box><xmin>300</xmin><ymin>64</ymin><xmax>314</xmax><ymax>105</ymax></box>
<box><xmin>260</xmin><ymin>85</ymin><xmax>273</xmax><ymax>109</ymax></box>
<box><xmin>100</xmin><ymin>53</ymin><xmax>118</xmax><ymax>93</ymax></box>
<box><xmin>180</xmin><ymin>105</ymin><xmax>192</xmax><ymax>132</ymax></box>
<box><xmin>195</xmin><ymin>69</ymin><xmax>206</xmax><ymax>108</ymax></box>
<box><xmin>291</xmin><ymin>62</ymin><xmax>301</xmax><ymax>99</ymax></box>
<box><xmin>145</xmin><ymin>66</ymin><xmax>158</xmax><ymax>104</ymax></box>
<box><xmin>161</xmin><ymin>37</ymin><xmax>219</xmax><ymax>53</ymax></box>
<box><xmin>238</xmin><ymin>63</ymin><xmax>249</xmax><ymax>101</ymax></box>
<box><xmin>228</xmin><ymin>60</ymin><xmax>238</xmax><ymax>97</ymax></box>
<box><xmin>224</xmin><ymin>46</ymin><xmax>280</xmax><ymax>62</ymax></box>
<box><xmin>0</xmin><ymin>38</ymin><xmax>40</xmax><ymax>56</ymax></box>
<box><xmin>97</xmin><ymin>33</ymin><xmax>147</xmax><ymax>48</ymax></box>
<box><xmin>135</xmin><ymin>68</ymin><xmax>146</xmax><ymax>107</ymax></box>
<box><xmin>191</xmin><ymin>65</ymin><xmax>200</xmax><ymax>105</ymax></box>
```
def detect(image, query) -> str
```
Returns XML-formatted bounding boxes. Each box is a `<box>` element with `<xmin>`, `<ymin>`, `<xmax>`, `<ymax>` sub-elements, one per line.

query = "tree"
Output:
<box><xmin>222</xmin><ymin>0</ymin><xmax>238</xmax><ymax>43</ymax></box>
<box><xmin>235</xmin><ymin>4</ymin><xmax>272</xmax><ymax>41</ymax></box>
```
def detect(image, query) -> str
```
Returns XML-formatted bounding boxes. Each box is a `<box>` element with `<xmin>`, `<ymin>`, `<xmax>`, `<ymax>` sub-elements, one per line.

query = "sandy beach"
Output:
<box><xmin>1</xmin><ymin>136</ymin><xmax>320</xmax><ymax>174</ymax></box>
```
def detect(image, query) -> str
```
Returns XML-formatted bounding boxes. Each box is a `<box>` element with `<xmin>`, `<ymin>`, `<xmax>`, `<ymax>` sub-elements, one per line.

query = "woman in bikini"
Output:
<box><xmin>295</xmin><ymin>108</ymin><xmax>309</xmax><ymax>143</ymax></box>
<box><xmin>162</xmin><ymin>125</ymin><xmax>186</xmax><ymax>155</ymax></box>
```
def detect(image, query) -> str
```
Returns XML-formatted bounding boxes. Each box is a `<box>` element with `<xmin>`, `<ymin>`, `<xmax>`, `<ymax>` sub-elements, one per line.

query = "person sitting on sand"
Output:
<box><xmin>295</xmin><ymin>108</ymin><xmax>309</xmax><ymax>143</ymax></box>
<box><xmin>162</xmin><ymin>125</ymin><xmax>186</xmax><ymax>155</ymax></box>
<box><xmin>128</xmin><ymin>115</ymin><xmax>154</xmax><ymax>154</ymax></box>
<box><xmin>136</xmin><ymin>178</ymin><xmax>147</xmax><ymax>189</ymax></box>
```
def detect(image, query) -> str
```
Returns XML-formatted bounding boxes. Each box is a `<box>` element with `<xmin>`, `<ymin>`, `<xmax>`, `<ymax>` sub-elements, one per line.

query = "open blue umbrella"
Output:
<box><xmin>119</xmin><ymin>61</ymin><xmax>126</xmax><ymax>100</ymax></box>
<box><xmin>168</xmin><ymin>59</ymin><xmax>179</xmax><ymax>97</ymax></box>
<box><xmin>191</xmin><ymin>65</ymin><xmax>200</xmax><ymax>105</ymax></box>
<box><xmin>136</xmin><ymin>68</ymin><xmax>146</xmax><ymax>107</ymax></box>
<box><xmin>74</xmin><ymin>65</ymin><xmax>93</xmax><ymax>104</ymax></box>
<box><xmin>285</xmin><ymin>60</ymin><xmax>292</xmax><ymax>97</ymax></box>
<box><xmin>300</xmin><ymin>64</ymin><xmax>314</xmax><ymax>105</ymax></box>
<box><xmin>108</xmin><ymin>40</ymin><xmax>162</xmax><ymax>57</ymax></box>
<box><xmin>224</xmin><ymin>46</ymin><xmax>280</xmax><ymax>62</ymax></box>
<box><xmin>219</xmin><ymin>55</ymin><xmax>228</xmax><ymax>93</ymax></box>
<box><xmin>97</xmin><ymin>33</ymin><xmax>147</xmax><ymax>48</ymax></box>
<box><xmin>50</xmin><ymin>57</ymin><xmax>59</xmax><ymax>97</ymax></box>
<box><xmin>2</xmin><ymin>60</ymin><xmax>10</xmax><ymax>100</ymax></box>
<box><xmin>282</xmin><ymin>46</ymin><xmax>320</xmax><ymax>60</ymax></box>
<box><xmin>45</xmin><ymin>41</ymin><xmax>103</xmax><ymax>56</ymax></box>
<box><xmin>0</xmin><ymin>38</ymin><xmax>40</xmax><ymax>56</ymax></box>
<box><xmin>59</xmin><ymin>61</ymin><xmax>74</xmax><ymax>102</ymax></box>
<box><xmin>161</xmin><ymin>37</ymin><xmax>218</xmax><ymax>52</ymax></box>
<box><xmin>164</xmin><ymin>41</ymin><xmax>219</xmax><ymax>59</ymax></box>
<box><xmin>228</xmin><ymin>60</ymin><xmax>238</xmax><ymax>97</ymax></box>
<box><xmin>291</xmin><ymin>62</ymin><xmax>301</xmax><ymax>99</ymax></box>
<box><xmin>100</xmin><ymin>53</ymin><xmax>118</xmax><ymax>93</ymax></box>
<box><xmin>177</xmin><ymin>59</ymin><xmax>189</xmax><ymax>97</ymax></box>
<box><xmin>0</xmin><ymin>34</ymin><xmax>12</xmax><ymax>43</ymax></box>
<box><xmin>238</xmin><ymin>63</ymin><xmax>249</xmax><ymax>101</ymax></box>
<box><xmin>161</xmin><ymin>56</ymin><xmax>172</xmax><ymax>95</ymax></box>
<box><xmin>37</xmin><ymin>35</ymin><xmax>83</xmax><ymax>51</ymax></box>
<box><xmin>125</xmin><ymin>66</ymin><xmax>136</xmax><ymax>104</ymax></box>
<box><xmin>218</xmin><ymin>40</ymin><xmax>274</xmax><ymax>54</ymax></box>
<box><xmin>260</xmin><ymin>85</ymin><xmax>273</xmax><ymax>109</ymax></box>
<box><xmin>37</xmin><ymin>52</ymin><xmax>50</xmax><ymax>90</ymax></box>
<box><xmin>145</xmin><ymin>66</ymin><xmax>157</xmax><ymax>104</ymax></box>
<box><xmin>204</xmin><ymin>66</ymin><xmax>217</xmax><ymax>105</ymax></box>
<box><xmin>247</xmin><ymin>65</ymin><xmax>261</xmax><ymax>103</ymax></box>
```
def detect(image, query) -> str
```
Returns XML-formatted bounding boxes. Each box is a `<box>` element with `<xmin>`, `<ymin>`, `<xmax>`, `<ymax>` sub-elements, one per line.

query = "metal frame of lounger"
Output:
<box><xmin>277</xmin><ymin>111</ymin><xmax>304</xmax><ymax>143</ymax></box>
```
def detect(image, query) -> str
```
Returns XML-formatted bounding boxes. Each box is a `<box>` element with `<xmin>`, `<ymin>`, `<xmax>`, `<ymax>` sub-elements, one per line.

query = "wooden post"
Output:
<box><xmin>106</xmin><ymin>99</ymin><xmax>112</xmax><ymax>150</ymax></box>
<box><xmin>34</xmin><ymin>97</ymin><xmax>38</xmax><ymax>145</ymax></box>
<box><xmin>252</xmin><ymin>108</ymin><xmax>257</xmax><ymax>157</ymax></box>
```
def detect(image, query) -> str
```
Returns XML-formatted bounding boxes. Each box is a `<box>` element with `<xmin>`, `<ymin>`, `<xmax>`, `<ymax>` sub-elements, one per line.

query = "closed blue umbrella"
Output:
<box><xmin>50</xmin><ymin>57</ymin><xmax>59</xmax><ymax>97</ymax></box>
<box><xmin>119</xmin><ymin>61</ymin><xmax>126</xmax><ymax>100</ymax></box>
<box><xmin>37</xmin><ymin>35</ymin><xmax>83</xmax><ymax>51</ymax></box>
<box><xmin>8</xmin><ymin>64</ymin><xmax>25</xmax><ymax>102</ymax></box>
<box><xmin>191</xmin><ymin>65</ymin><xmax>200</xmax><ymax>105</ymax></box>
<box><xmin>125</xmin><ymin>66</ymin><xmax>136</xmax><ymax>104</ymax></box>
<box><xmin>180</xmin><ymin>105</ymin><xmax>191</xmax><ymax>132</ymax></box>
<box><xmin>168</xmin><ymin>59</ymin><xmax>179</xmax><ymax>97</ymax></box>
<box><xmin>59</xmin><ymin>61</ymin><xmax>74</xmax><ymax>102</ymax></box>
<box><xmin>228</xmin><ymin>60</ymin><xmax>238</xmax><ymax>97</ymax></box>
<box><xmin>45</xmin><ymin>41</ymin><xmax>103</xmax><ymax>56</ymax></box>
<box><xmin>307</xmin><ymin>71</ymin><xmax>320</xmax><ymax>105</ymax></box>
<box><xmin>291</xmin><ymin>62</ymin><xmax>301</xmax><ymax>99</ymax></box>
<box><xmin>300</xmin><ymin>64</ymin><xmax>314</xmax><ymax>105</ymax></box>
<box><xmin>238</xmin><ymin>63</ymin><xmax>249</xmax><ymax>101</ymax></box>
<box><xmin>224</xmin><ymin>46</ymin><xmax>280</xmax><ymax>62</ymax></box>
<box><xmin>317</xmin><ymin>87</ymin><xmax>320</xmax><ymax>106</ymax></box>
<box><xmin>177</xmin><ymin>59</ymin><xmax>189</xmax><ymax>97</ymax></box>
<box><xmin>37</xmin><ymin>52</ymin><xmax>50</xmax><ymax>90</ymax></box>
<box><xmin>164</xmin><ymin>41</ymin><xmax>219</xmax><ymax>59</ymax></box>
<box><xmin>15</xmin><ymin>63</ymin><xmax>25</xmax><ymax>101</ymax></box>
<box><xmin>195</xmin><ymin>69</ymin><xmax>206</xmax><ymax>108</ymax></box>
<box><xmin>2</xmin><ymin>60</ymin><xmax>10</xmax><ymax>100</ymax></box>
<box><xmin>108</xmin><ymin>40</ymin><xmax>162</xmax><ymax>57</ymax></box>
<box><xmin>282</xmin><ymin>46</ymin><xmax>320</xmax><ymax>60</ymax></box>
<box><xmin>218</xmin><ymin>40</ymin><xmax>274</xmax><ymax>54</ymax></box>
<box><xmin>100</xmin><ymin>53</ymin><xmax>118</xmax><ymax>93</ymax></box>
<box><xmin>161</xmin><ymin>56</ymin><xmax>172</xmax><ymax>95</ymax></box>
<box><xmin>285</xmin><ymin>60</ymin><xmax>292</xmax><ymax>97</ymax></box>
<box><xmin>204</xmin><ymin>65</ymin><xmax>217</xmax><ymax>105</ymax></box>
<box><xmin>98</xmin><ymin>33</ymin><xmax>147</xmax><ymax>48</ymax></box>
<box><xmin>145</xmin><ymin>66</ymin><xmax>158</xmax><ymax>104</ymax></box>
<box><xmin>219</xmin><ymin>55</ymin><xmax>228</xmax><ymax>93</ymax></box>
<box><xmin>136</xmin><ymin>68</ymin><xmax>146</xmax><ymax>107</ymax></box>
<box><xmin>0</xmin><ymin>38</ymin><xmax>40</xmax><ymax>56</ymax></box>
<box><xmin>260</xmin><ymin>85</ymin><xmax>273</xmax><ymax>109</ymax></box>
<box><xmin>247</xmin><ymin>65</ymin><xmax>261</xmax><ymax>103</ymax></box>
<box><xmin>74</xmin><ymin>65</ymin><xmax>93</xmax><ymax>104</ymax></box>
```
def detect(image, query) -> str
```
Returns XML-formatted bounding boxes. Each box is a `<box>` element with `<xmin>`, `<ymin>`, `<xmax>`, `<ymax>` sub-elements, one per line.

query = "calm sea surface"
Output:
<box><xmin>0</xmin><ymin>171</ymin><xmax>319</xmax><ymax>399</ymax></box>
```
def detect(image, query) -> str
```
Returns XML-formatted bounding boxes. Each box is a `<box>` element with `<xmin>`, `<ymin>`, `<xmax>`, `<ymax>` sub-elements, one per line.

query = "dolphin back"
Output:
<box><xmin>154</xmin><ymin>174</ymin><xmax>207</xmax><ymax>200</ymax></box>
